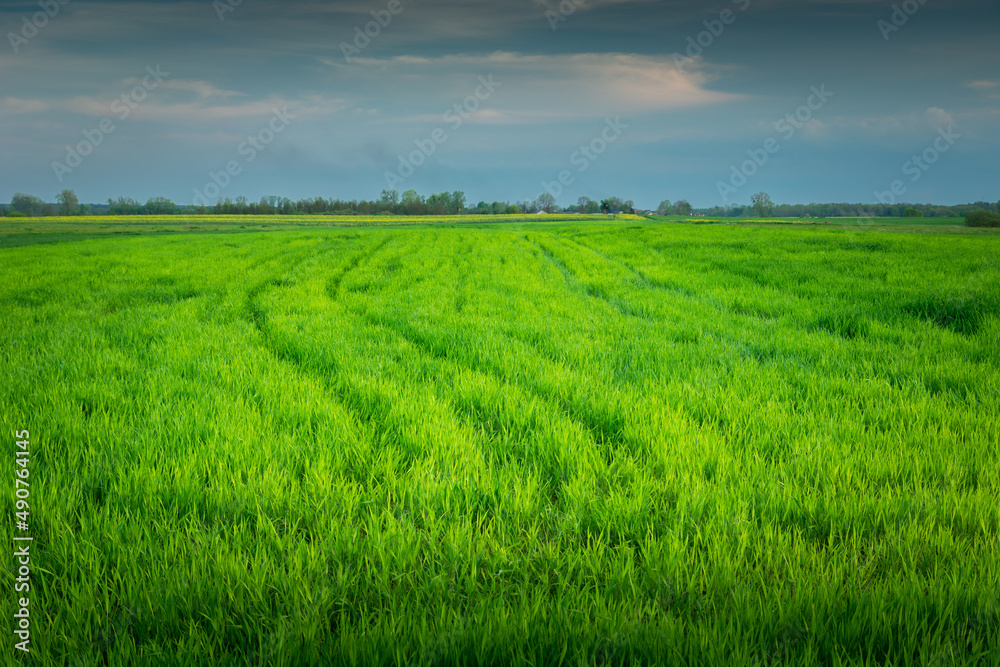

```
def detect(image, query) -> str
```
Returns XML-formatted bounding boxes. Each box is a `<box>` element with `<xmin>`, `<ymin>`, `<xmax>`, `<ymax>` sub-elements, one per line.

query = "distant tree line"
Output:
<box><xmin>2</xmin><ymin>190</ymin><xmax>633</xmax><ymax>217</ymax></box>
<box><xmin>3</xmin><ymin>190</ymin><xmax>998</xmax><ymax>220</ymax></box>
<box><xmin>697</xmin><ymin>200</ymin><xmax>1000</xmax><ymax>219</ymax></box>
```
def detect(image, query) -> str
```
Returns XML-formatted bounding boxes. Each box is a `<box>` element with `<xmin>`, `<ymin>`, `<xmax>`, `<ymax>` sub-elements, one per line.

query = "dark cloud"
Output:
<box><xmin>1</xmin><ymin>0</ymin><xmax>997</xmax><ymax>206</ymax></box>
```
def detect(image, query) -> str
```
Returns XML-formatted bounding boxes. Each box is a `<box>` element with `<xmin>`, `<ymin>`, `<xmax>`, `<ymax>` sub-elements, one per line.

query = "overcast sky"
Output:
<box><xmin>1</xmin><ymin>0</ymin><xmax>998</xmax><ymax>208</ymax></box>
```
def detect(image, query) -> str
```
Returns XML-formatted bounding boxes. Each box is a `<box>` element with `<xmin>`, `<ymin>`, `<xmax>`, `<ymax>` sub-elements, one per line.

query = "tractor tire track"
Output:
<box><xmin>523</xmin><ymin>235</ymin><xmax>652</xmax><ymax>321</ymax></box>
<box><xmin>244</xmin><ymin>239</ymin><xmax>439</xmax><ymax>476</ymax></box>
<box><xmin>352</xmin><ymin>309</ymin><xmax>635</xmax><ymax>456</ymax></box>
<box><xmin>325</xmin><ymin>234</ymin><xmax>395</xmax><ymax>300</ymax></box>
<box><xmin>561</xmin><ymin>236</ymin><xmax>702</xmax><ymax>302</ymax></box>
<box><xmin>249</xmin><ymin>233</ymin><xmax>623</xmax><ymax>456</ymax></box>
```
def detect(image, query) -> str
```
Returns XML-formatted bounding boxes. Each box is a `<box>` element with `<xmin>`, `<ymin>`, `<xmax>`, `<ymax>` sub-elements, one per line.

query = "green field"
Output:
<box><xmin>0</xmin><ymin>214</ymin><xmax>635</xmax><ymax>250</ymax></box>
<box><xmin>646</xmin><ymin>216</ymin><xmax>994</xmax><ymax>234</ymax></box>
<box><xmin>1</xmin><ymin>215</ymin><xmax>992</xmax><ymax>252</ymax></box>
<box><xmin>2</xmin><ymin>218</ymin><xmax>999</xmax><ymax>665</ymax></box>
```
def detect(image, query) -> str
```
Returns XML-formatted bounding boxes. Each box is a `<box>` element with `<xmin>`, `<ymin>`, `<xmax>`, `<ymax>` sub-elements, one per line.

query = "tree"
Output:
<box><xmin>451</xmin><ymin>191</ymin><xmax>467</xmax><ymax>214</ymax></box>
<box><xmin>965</xmin><ymin>210</ymin><xmax>1000</xmax><ymax>228</ymax></box>
<box><xmin>11</xmin><ymin>193</ymin><xmax>44</xmax><ymax>216</ymax></box>
<box><xmin>380</xmin><ymin>189</ymin><xmax>399</xmax><ymax>206</ymax></box>
<box><xmin>656</xmin><ymin>200</ymin><xmax>673</xmax><ymax>216</ymax></box>
<box><xmin>107</xmin><ymin>197</ymin><xmax>141</xmax><ymax>215</ymax></box>
<box><xmin>518</xmin><ymin>199</ymin><xmax>539</xmax><ymax>214</ymax></box>
<box><xmin>600</xmin><ymin>196</ymin><xmax>632</xmax><ymax>213</ymax></box>
<box><xmin>575</xmin><ymin>196</ymin><xmax>601</xmax><ymax>214</ymax></box>
<box><xmin>903</xmin><ymin>207</ymin><xmax>920</xmax><ymax>217</ymax></box>
<box><xmin>141</xmin><ymin>197</ymin><xmax>179</xmax><ymax>215</ymax></box>
<box><xmin>56</xmin><ymin>189</ymin><xmax>79</xmax><ymax>216</ymax></box>
<box><xmin>536</xmin><ymin>193</ymin><xmax>558</xmax><ymax>213</ymax></box>
<box><xmin>751</xmin><ymin>192</ymin><xmax>773</xmax><ymax>217</ymax></box>
<box><xmin>504</xmin><ymin>204</ymin><xmax>519</xmax><ymax>214</ymax></box>
<box><xmin>256</xmin><ymin>197</ymin><xmax>274</xmax><ymax>214</ymax></box>
<box><xmin>426</xmin><ymin>192</ymin><xmax>452</xmax><ymax>214</ymax></box>
<box><xmin>675</xmin><ymin>200</ymin><xmax>692</xmax><ymax>216</ymax></box>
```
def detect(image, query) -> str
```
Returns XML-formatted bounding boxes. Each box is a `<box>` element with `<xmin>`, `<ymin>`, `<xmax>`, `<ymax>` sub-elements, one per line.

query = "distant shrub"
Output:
<box><xmin>7</xmin><ymin>211</ymin><xmax>28</xmax><ymax>218</ymax></box>
<box><xmin>965</xmin><ymin>209</ymin><xmax>1000</xmax><ymax>228</ymax></box>
<box><xmin>903</xmin><ymin>207</ymin><xmax>921</xmax><ymax>217</ymax></box>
